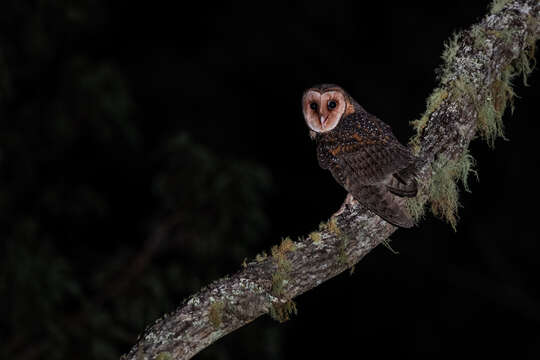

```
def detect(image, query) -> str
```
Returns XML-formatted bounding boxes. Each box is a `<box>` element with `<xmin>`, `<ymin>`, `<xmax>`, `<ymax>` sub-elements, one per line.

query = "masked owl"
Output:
<box><xmin>302</xmin><ymin>84</ymin><xmax>418</xmax><ymax>228</ymax></box>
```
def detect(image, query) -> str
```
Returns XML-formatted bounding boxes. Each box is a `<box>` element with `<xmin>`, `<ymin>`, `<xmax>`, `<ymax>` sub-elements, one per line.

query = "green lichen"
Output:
<box><xmin>407</xmin><ymin>6</ymin><xmax>538</xmax><ymax>230</ymax></box>
<box><xmin>278</xmin><ymin>237</ymin><xmax>296</xmax><ymax>253</ymax></box>
<box><xmin>439</xmin><ymin>32</ymin><xmax>461</xmax><ymax>85</ymax></box>
<box><xmin>336</xmin><ymin>236</ymin><xmax>349</xmax><ymax>267</ymax></box>
<box><xmin>474</xmin><ymin>42</ymin><xmax>536</xmax><ymax>149</ymax></box>
<box><xmin>492</xmin><ymin>66</ymin><xmax>515</xmax><ymax>115</ymax></box>
<box><xmin>478</xmin><ymin>91</ymin><xmax>506</xmax><ymax>148</ymax></box>
<box><xmin>270</xmin><ymin>238</ymin><xmax>294</xmax><ymax>294</ymax></box>
<box><xmin>498</xmin><ymin>27</ymin><xmax>517</xmax><ymax>48</ymax></box>
<box><xmin>406</xmin><ymin>152</ymin><xmax>476</xmax><ymax>230</ymax></box>
<box><xmin>428</xmin><ymin>152</ymin><xmax>477</xmax><ymax>231</ymax></box>
<box><xmin>136</xmin><ymin>347</ymin><xmax>144</xmax><ymax>360</ymax></box>
<box><xmin>327</xmin><ymin>217</ymin><xmax>341</xmax><ymax>235</ymax></box>
<box><xmin>406</xmin><ymin>179</ymin><xmax>429</xmax><ymax>223</ymax></box>
<box><xmin>470</xmin><ymin>26</ymin><xmax>527</xmax><ymax>147</ymax></box>
<box><xmin>409</xmin><ymin>88</ymin><xmax>449</xmax><ymax>154</ymax></box>
<box><xmin>471</xmin><ymin>24</ymin><xmax>489</xmax><ymax>50</ymax></box>
<box><xmin>516</xmin><ymin>19</ymin><xmax>536</xmax><ymax>87</ymax></box>
<box><xmin>269</xmin><ymin>299</ymin><xmax>297</xmax><ymax>323</ymax></box>
<box><xmin>318</xmin><ymin>221</ymin><xmax>329</xmax><ymax>232</ymax></box>
<box><xmin>518</xmin><ymin>49</ymin><xmax>534</xmax><ymax>86</ymax></box>
<box><xmin>209</xmin><ymin>301</ymin><xmax>225</xmax><ymax>329</ymax></box>
<box><xmin>450</xmin><ymin>71</ymin><xmax>506</xmax><ymax>149</ymax></box>
<box><xmin>270</xmin><ymin>264</ymin><xmax>290</xmax><ymax>297</ymax></box>
<box><xmin>269</xmin><ymin>237</ymin><xmax>297</xmax><ymax>322</ymax></box>
<box><xmin>255</xmin><ymin>251</ymin><xmax>268</xmax><ymax>262</ymax></box>
<box><xmin>490</xmin><ymin>0</ymin><xmax>511</xmax><ymax>14</ymax></box>
<box><xmin>473</xmin><ymin>17</ymin><xmax>537</xmax><ymax>148</ymax></box>
<box><xmin>333</xmin><ymin>226</ymin><xmax>356</xmax><ymax>273</ymax></box>
<box><xmin>452</xmin><ymin>75</ymin><xmax>477</xmax><ymax>102</ymax></box>
<box><xmin>310</xmin><ymin>231</ymin><xmax>322</xmax><ymax>243</ymax></box>
<box><xmin>523</xmin><ymin>15</ymin><xmax>537</xmax><ymax>84</ymax></box>
<box><xmin>381</xmin><ymin>238</ymin><xmax>399</xmax><ymax>255</ymax></box>
<box><xmin>156</xmin><ymin>352</ymin><xmax>173</xmax><ymax>360</ymax></box>
<box><xmin>436</xmin><ymin>25</ymin><xmax>512</xmax><ymax>147</ymax></box>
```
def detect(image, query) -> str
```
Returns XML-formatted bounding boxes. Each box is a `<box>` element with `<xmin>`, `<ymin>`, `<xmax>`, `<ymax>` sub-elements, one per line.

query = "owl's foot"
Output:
<box><xmin>332</xmin><ymin>193</ymin><xmax>359</xmax><ymax>217</ymax></box>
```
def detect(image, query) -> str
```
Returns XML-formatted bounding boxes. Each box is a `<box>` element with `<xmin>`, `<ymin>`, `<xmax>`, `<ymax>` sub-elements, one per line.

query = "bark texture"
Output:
<box><xmin>122</xmin><ymin>2</ymin><xmax>539</xmax><ymax>359</ymax></box>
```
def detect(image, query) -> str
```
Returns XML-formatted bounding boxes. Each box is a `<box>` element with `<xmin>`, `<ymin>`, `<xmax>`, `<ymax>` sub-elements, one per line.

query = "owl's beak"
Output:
<box><xmin>320</xmin><ymin>116</ymin><xmax>327</xmax><ymax>129</ymax></box>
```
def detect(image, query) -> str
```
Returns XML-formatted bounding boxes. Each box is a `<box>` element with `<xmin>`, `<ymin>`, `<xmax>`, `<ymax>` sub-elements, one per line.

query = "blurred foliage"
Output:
<box><xmin>0</xmin><ymin>1</ymin><xmax>274</xmax><ymax>359</ymax></box>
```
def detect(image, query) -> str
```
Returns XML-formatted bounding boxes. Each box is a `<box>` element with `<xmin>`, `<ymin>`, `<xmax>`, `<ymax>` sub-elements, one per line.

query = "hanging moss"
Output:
<box><xmin>428</xmin><ymin>152</ymin><xmax>477</xmax><ymax>230</ymax></box>
<box><xmin>269</xmin><ymin>237</ymin><xmax>297</xmax><ymax>322</ymax></box>
<box><xmin>409</xmin><ymin>88</ymin><xmax>449</xmax><ymax>154</ymax></box>
<box><xmin>269</xmin><ymin>300</ymin><xmax>297</xmax><ymax>323</ymax></box>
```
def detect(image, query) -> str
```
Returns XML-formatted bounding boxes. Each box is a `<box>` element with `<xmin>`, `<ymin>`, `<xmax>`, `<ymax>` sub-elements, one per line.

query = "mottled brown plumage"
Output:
<box><xmin>302</xmin><ymin>84</ymin><xmax>418</xmax><ymax>228</ymax></box>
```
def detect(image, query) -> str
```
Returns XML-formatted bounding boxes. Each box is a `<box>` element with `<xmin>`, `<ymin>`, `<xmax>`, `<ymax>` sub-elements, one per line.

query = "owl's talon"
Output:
<box><xmin>333</xmin><ymin>193</ymin><xmax>358</xmax><ymax>217</ymax></box>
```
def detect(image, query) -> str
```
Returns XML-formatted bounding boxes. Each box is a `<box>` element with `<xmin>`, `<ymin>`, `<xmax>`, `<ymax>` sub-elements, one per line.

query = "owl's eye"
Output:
<box><xmin>328</xmin><ymin>100</ymin><xmax>337</xmax><ymax>109</ymax></box>
<box><xmin>310</xmin><ymin>102</ymin><xmax>318</xmax><ymax>110</ymax></box>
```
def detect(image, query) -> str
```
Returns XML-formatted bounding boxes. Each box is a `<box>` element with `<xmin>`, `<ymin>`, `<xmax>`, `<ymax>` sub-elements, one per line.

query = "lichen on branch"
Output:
<box><xmin>407</xmin><ymin>0</ymin><xmax>538</xmax><ymax>228</ymax></box>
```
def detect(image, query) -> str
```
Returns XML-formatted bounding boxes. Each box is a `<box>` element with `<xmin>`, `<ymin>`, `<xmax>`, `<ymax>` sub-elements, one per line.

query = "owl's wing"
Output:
<box><xmin>325</xmin><ymin>138</ymin><xmax>417</xmax><ymax>227</ymax></box>
<box><xmin>386</xmin><ymin>162</ymin><xmax>418</xmax><ymax>197</ymax></box>
<box><xmin>334</xmin><ymin>140</ymin><xmax>415</xmax><ymax>186</ymax></box>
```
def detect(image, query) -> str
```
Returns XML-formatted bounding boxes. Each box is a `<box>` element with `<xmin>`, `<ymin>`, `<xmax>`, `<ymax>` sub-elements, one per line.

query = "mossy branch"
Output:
<box><xmin>122</xmin><ymin>2</ymin><xmax>539</xmax><ymax>359</ymax></box>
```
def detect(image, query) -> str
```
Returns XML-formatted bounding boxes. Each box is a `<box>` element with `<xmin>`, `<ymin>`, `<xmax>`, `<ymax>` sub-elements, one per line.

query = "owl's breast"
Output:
<box><xmin>315</xmin><ymin>140</ymin><xmax>335</xmax><ymax>170</ymax></box>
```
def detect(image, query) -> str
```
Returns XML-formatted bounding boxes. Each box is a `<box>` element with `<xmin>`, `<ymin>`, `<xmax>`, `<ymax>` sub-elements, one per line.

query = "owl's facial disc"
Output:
<box><xmin>302</xmin><ymin>89</ymin><xmax>346</xmax><ymax>133</ymax></box>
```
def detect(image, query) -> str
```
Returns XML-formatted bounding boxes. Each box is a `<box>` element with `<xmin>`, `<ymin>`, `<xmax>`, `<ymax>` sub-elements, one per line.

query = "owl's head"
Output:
<box><xmin>302</xmin><ymin>84</ymin><xmax>355</xmax><ymax>136</ymax></box>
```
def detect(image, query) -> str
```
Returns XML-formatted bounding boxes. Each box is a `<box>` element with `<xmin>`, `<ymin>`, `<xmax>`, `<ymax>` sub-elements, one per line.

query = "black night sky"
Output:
<box><xmin>1</xmin><ymin>1</ymin><xmax>539</xmax><ymax>359</ymax></box>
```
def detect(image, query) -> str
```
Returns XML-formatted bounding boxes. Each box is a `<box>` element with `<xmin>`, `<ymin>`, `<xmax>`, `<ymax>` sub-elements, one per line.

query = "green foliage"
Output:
<box><xmin>152</xmin><ymin>133</ymin><xmax>272</xmax><ymax>260</ymax></box>
<box><xmin>0</xmin><ymin>50</ymin><xmax>11</xmax><ymax>101</ymax></box>
<box><xmin>0</xmin><ymin>2</ymin><xmax>272</xmax><ymax>359</ymax></box>
<box><xmin>1</xmin><ymin>133</ymin><xmax>271</xmax><ymax>359</ymax></box>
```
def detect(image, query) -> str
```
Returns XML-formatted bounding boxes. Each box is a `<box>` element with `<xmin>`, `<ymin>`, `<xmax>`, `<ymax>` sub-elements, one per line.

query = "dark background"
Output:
<box><xmin>1</xmin><ymin>1</ymin><xmax>539</xmax><ymax>359</ymax></box>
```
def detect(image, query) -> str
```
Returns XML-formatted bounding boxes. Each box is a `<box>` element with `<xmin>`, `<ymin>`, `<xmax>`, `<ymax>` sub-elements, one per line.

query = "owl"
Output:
<box><xmin>302</xmin><ymin>84</ymin><xmax>418</xmax><ymax>228</ymax></box>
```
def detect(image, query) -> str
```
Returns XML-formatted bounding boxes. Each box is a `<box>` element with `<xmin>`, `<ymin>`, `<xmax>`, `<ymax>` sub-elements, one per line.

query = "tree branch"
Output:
<box><xmin>121</xmin><ymin>2</ymin><xmax>539</xmax><ymax>359</ymax></box>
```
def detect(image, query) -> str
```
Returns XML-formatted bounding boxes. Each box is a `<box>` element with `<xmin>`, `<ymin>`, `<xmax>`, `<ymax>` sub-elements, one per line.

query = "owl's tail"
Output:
<box><xmin>350</xmin><ymin>184</ymin><xmax>414</xmax><ymax>228</ymax></box>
